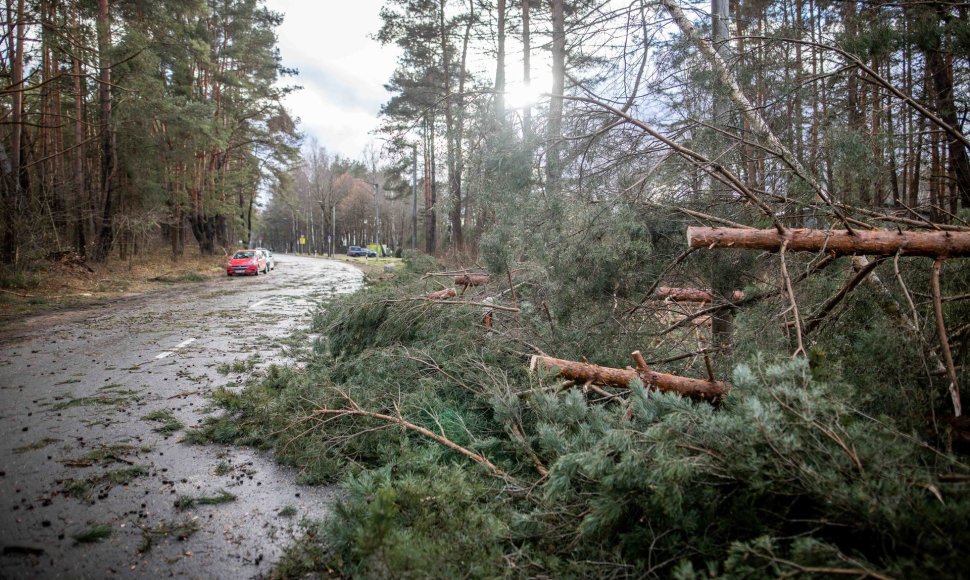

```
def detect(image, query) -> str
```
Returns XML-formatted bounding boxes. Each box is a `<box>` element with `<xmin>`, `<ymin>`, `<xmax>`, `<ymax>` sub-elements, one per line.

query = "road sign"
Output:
<box><xmin>299</xmin><ymin>235</ymin><xmax>306</xmax><ymax>245</ymax></box>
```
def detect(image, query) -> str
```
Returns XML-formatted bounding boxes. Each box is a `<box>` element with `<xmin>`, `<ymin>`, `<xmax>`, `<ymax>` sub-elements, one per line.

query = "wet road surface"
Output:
<box><xmin>0</xmin><ymin>255</ymin><xmax>362</xmax><ymax>579</ymax></box>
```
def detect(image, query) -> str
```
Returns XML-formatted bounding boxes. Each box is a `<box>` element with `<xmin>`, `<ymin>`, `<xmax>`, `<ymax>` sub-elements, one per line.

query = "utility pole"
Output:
<box><xmin>412</xmin><ymin>144</ymin><xmax>418</xmax><ymax>249</ymax></box>
<box><xmin>330</xmin><ymin>203</ymin><xmax>335</xmax><ymax>257</ymax></box>
<box><xmin>364</xmin><ymin>181</ymin><xmax>384</xmax><ymax>255</ymax></box>
<box><xmin>371</xmin><ymin>182</ymin><xmax>380</xmax><ymax>253</ymax></box>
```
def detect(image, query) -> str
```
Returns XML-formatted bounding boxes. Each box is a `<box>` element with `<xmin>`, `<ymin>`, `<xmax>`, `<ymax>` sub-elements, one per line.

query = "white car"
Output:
<box><xmin>255</xmin><ymin>248</ymin><xmax>275</xmax><ymax>271</ymax></box>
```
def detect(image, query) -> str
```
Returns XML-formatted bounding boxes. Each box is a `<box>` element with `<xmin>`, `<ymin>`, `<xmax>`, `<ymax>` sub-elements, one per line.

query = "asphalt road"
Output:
<box><xmin>0</xmin><ymin>254</ymin><xmax>362</xmax><ymax>579</ymax></box>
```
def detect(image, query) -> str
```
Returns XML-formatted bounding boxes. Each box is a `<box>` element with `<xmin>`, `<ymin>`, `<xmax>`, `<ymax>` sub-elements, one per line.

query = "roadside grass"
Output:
<box><xmin>60</xmin><ymin>443</ymin><xmax>145</xmax><ymax>468</ymax></box>
<box><xmin>0</xmin><ymin>240</ymin><xmax>226</xmax><ymax>319</ymax></box>
<box><xmin>13</xmin><ymin>437</ymin><xmax>60</xmax><ymax>454</ymax></box>
<box><xmin>72</xmin><ymin>524</ymin><xmax>112</xmax><ymax>544</ymax></box>
<box><xmin>216</xmin><ymin>356</ymin><xmax>259</xmax><ymax>375</ymax></box>
<box><xmin>50</xmin><ymin>391</ymin><xmax>140</xmax><ymax>411</ymax></box>
<box><xmin>138</xmin><ymin>518</ymin><xmax>201</xmax><ymax>553</ymax></box>
<box><xmin>62</xmin><ymin>466</ymin><xmax>147</xmax><ymax>499</ymax></box>
<box><xmin>142</xmin><ymin>409</ymin><xmax>184</xmax><ymax>434</ymax></box>
<box><xmin>149</xmin><ymin>272</ymin><xmax>206</xmax><ymax>284</ymax></box>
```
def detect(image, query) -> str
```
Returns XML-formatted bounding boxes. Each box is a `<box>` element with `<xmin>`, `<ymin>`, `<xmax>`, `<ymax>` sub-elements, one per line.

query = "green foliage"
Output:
<box><xmin>138</xmin><ymin>518</ymin><xmax>201</xmax><ymax>554</ymax></box>
<box><xmin>174</xmin><ymin>490</ymin><xmax>236</xmax><ymax>511</ymax></box>
<box><xmin>199</xmin><ymin>266</ymin><xmax>970</xmax><ymax>577</ymax></box>
<box><xmin>0</xmin><ymin>271</ymin><xmax>41</xmax><ymax>290</ymax></box>
<box><xmin>401</xmin><ymin>250</ymin><xmax>439</xmax><ymax>275</ymax></box>
<box><xmin>142</xmin><ymin>409</ymin><xmax>184</xmax><ymax>434</ymax></box>
<box><xmin>323</xmin><ymin>465</ymin><xmax>510</xmax><ymax>578</ymax></box>
<box><xmin>72</xmin><ymin>524</ymin><xmax>112</xmax><ymax>544</ymax></box>
<box><xmin>63</xmin><ymin>465</ymin><xmax>148</xmax><ymax>499</ymax></box>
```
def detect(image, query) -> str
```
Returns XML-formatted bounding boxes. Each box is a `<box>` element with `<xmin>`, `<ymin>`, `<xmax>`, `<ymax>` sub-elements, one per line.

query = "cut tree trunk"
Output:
<box><xmin>656</xmin><ymin>286</ymin><xmax>714</xmax><ymax>302</ymax></box>
<box><xmin>455</xmin><ymin>274</ymin><xmax>489</xmax><ymax>287</ymax></box>
<box><xmin>531</xmin><ymin>355</ymin><xmax>729</xmax><ymax>401</ymax></box>
<box><xmin>654</xmin><ymin>286</ymin><xmax>745</xmax><ymax>303</ymax></box>
<box><xmin>426</xmin><ymin>288</ymin><xmax>458</xmax><ymax>300</ymax></box>
<box><xmin>688</xmin><ymin>227</ymin><xmax>970</xmax><ymax>258</ymax></box>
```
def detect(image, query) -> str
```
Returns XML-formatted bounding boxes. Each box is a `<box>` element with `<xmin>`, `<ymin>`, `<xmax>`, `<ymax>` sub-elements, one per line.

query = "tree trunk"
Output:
<box><xmin>72</xmin><ymin>43</ymin><xmax>88</xmax><ymax>256</ymax></box>
<box><xmin>92</xmin><ymin>0</ymin><xmax>115</xmax><ymax>262</ymax></box>
<box><xmin>654</xmin><ymin>287</ymin><xmax>743</xmax><ymax>303</ymax></box>
<box><xmin>545</xmin><ymin>0</ymin><xmax>564</xmax><ymax>193</ymax></box>
<box><xmin>424</xmin><ymin>115</ymin><xmax>437</xmax><ymax>254</ymax></box>
<box><xmin>427</xmin><ymin>287</ymin><xmax>457</xmax><ymax>300</ymax></box>
<box><xmin>3</xmin><ymin>0</ymin><xmax>26</xmax><ymax>263</ymax></box>
<box><xmin>925</xmin><ymin>14</ymin><xmax>970</xmax><ymax>208</ymax></box>
<box><xmin>494</xmin><ymin>0</ymin><xmax>506</xmax><ymax>118</ymax></box>
<box><xmin>531</xmin><ymin>355</ymin><xmax>729</xmax><ymax>401</ymax></box>
<box><xmin>521</xmin><ymin>0</ymin><xmax>531</xmax><ymax>139</ymax></box>
<box><xmin>688</xmin><ymin>226</ymin><xmax>970</xmax><ymax>258</ymax></box>
<box><xmin>455</xmin><ymin>274</ymin><xmax>489</xmax><ymax>287</ymax></box>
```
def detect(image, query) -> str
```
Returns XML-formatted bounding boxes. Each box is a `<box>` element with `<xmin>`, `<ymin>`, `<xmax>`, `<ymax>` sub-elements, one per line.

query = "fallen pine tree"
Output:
<box><xmin>654</xmin><ymin>286</ymin><xmax>745</xmax><ymax>303</ymax></box>
<box><xmin>687</xmin><ymin>226</ymin><xmax>970</xmax><ymax>257</ymax></box>
<box><xmin>455</xmin><ymin>274</ymin><xmax>489</xmax><ymax>287</ymax></box>
<box><xmin>426</xmin><ymin>288</ymin><xmax>458</xmax><ymax>300</ymax></box>
<box><xmin>530</xmin><ymin>352</ymin><xmax>729</xmax><ymax>401</ymax></box>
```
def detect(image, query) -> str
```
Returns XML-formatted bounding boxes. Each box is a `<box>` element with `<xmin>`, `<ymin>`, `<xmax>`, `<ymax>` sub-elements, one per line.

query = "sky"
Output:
<box><xmin>265</xmin><ymin>0</ymin><xmax>401</xmax><ymax>161</ymax></box>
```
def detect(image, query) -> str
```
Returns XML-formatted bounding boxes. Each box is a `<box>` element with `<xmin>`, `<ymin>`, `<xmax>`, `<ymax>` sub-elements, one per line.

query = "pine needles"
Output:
<box><xmin>194</xmin><ymin>261</ymin><xmax>970</xmax><ymax>578</ymax></box>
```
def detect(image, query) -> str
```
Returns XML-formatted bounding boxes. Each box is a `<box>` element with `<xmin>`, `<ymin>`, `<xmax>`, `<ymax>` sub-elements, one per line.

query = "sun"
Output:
<box><xmin>505</xmin><ymin>82</ymin><xmax>544</xmax><ymax>110</ymax></box>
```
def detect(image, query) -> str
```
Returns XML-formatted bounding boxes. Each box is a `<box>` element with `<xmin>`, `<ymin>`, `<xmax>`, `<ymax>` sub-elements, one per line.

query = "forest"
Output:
<box><xmin>1</xmin><ymin>0</ymin><xmax>297</xmax><ymax>264</ymax></box>
<box><xmin>6</xmin><ymin>0</ymin><xmax>970</xmax><ymax>577</ymax></box>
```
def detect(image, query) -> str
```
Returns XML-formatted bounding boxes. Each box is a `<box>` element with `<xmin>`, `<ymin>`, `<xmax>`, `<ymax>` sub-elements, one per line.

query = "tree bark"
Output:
<box><xmin>426</xmin><ymin>287</ymin><xmax>458</xmax><ymax>300</ymax></box>
<box><xmin>455</xmin><ymin>274</ymin><xmax>489</xmax><ymax>287</ymax></box>
<box><xmin>424</xmin><ymin>115</ymin><xmax>437</xmax><ymax>255</ymax></box>
<box><xmin>494</xmin><ymin>0</ymin><xmax>506</xmax><ymax>118</ymax></box>
<box><xmin>545</xmin><ymin>0</ymin><xmax>564</xmax><ymax>193</ymax></box>
<box><xmin>10</xmin><ymin>0</ymin><xmax>25</xmax><ymax>209</ymax></box>
<box><xmin>439</xmin><ymin>0</ymin><xmax>465</xmax><ymax>254</ymax></box>
<box><xmin>521</xmin><ymin>0</ymin><xmax>531</xmax><ymax>139</ymax></box>
<box><xmin>688</xmin><ymin>226</ymin><xmax>970</xmax><ymax>258</ymax></box>
<box><xmin>656</xmin><ymin>287</ymin><xmax>714</xmax><ymax>303</ymax></box>
<box><xmin>72</xmin><ymin>15</ymin><xmax>87</xmax><ymax>257</ymax></box>
<box><xmin>653</xmin><ymin>286</ymin><xmax>744</xmax><ymax>303</ymax></box>
<box><xmin>531</xmin><ymin>354</ymin><xmax>730</xmax><ymax>401</ymax></box>
<box><xmin>925</xmin><ymin>15</ymin><xmax>970</xmax><ymax>208</ymax></box>
<box><xmin>92</xmin><ymin>0</ymin><xmax>115</xmax><ymax>262</ymax></box>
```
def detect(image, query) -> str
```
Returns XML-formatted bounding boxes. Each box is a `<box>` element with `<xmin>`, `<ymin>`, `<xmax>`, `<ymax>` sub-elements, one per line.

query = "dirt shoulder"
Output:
<box><xmin>0</xmin><ymin>247</ymin><xmax>227</xmax><ymax>324</ymax></box>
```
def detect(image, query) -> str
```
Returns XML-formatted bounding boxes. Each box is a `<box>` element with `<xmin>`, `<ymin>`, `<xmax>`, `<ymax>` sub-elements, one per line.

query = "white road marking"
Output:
<box><xmin>155</xmin><ymin>337</ymin><xmax>197</xmax><ymax>360</ymax></box>
<box><xmin>250</xmin><ymin>298</ymin><xmax>270</xmax><ymax>308</ymax></box>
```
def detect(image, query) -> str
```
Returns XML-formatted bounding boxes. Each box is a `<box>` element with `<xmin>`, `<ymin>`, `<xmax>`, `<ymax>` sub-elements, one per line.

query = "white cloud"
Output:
<box><xmin>267</xmin><ymin>0</ymin><xmax>400</xmax><ymax>159</ymax></box>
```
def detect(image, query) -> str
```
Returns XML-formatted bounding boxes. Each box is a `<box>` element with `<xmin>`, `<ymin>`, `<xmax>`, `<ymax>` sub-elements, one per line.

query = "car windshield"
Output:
<box><xmin>233</xmin><ymin>251</ymin><xmax>255</xmax><ymax>259</ymax></box>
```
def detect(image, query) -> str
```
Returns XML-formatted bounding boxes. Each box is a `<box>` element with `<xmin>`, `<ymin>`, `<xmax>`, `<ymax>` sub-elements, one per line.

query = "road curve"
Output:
<box><xmin>0</xmin><ymin>255</ymin><xmax>362</xmax><ymax>579</ymax></box>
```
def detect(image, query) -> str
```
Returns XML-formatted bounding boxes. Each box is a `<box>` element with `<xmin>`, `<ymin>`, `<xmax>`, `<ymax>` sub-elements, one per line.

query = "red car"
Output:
<box><xmin>226</xmin><ymin>250</ymin><xmax>268</xmax><ymax>276</ymax></box>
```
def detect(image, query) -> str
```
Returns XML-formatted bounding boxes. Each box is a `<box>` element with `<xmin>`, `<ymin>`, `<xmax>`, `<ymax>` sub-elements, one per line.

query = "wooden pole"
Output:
<box><xmin>688</xmin><ymin>227</ymin><xmax>970</xmax><ymax>258</ymax></box>
<box><xmin>531</xmin><ymin>355</ymin><xmax>729</xmax><ymax>401</ymax></box>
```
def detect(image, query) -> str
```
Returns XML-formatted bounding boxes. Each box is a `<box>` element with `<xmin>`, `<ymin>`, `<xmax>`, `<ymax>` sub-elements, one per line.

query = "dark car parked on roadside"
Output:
<box><xmin>347</xmin><ymin>245</ymin><xmax>377</xmax><ymax>258</ymax></box>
